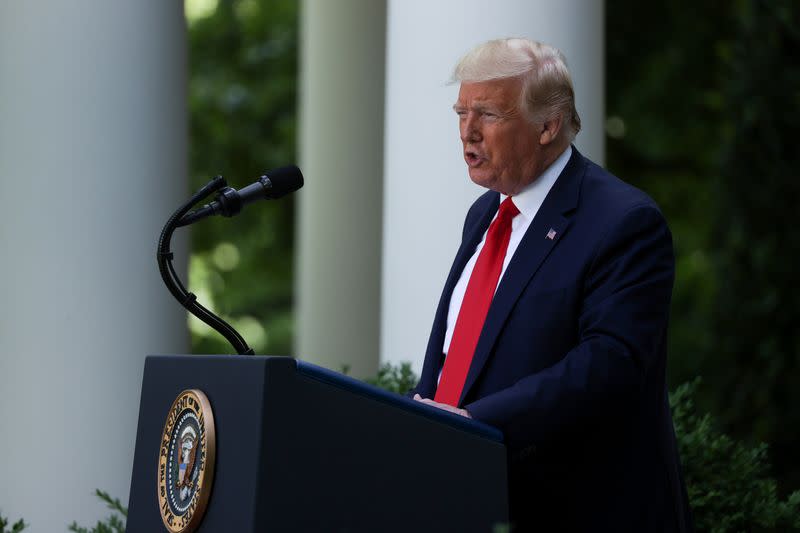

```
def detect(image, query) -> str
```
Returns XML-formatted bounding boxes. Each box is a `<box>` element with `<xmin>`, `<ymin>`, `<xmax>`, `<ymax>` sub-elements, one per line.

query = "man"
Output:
<box><xmin>410</xmin><ymin>38</ymin><xmax>693</xmax><ymax>532</ymax></box>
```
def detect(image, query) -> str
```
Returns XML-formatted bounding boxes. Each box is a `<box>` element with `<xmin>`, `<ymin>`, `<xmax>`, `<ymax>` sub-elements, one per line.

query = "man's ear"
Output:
<box><xmin>539</xmin><ymin>115</ymin><xmax>563</xmax><ymax>145</ymax></box>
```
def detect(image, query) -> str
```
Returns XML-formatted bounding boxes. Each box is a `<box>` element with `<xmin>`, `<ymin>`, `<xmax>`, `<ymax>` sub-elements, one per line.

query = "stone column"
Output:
<box><xmin>296</xmin><ymin>0</ymin><xmax>387</xmax><ymax>378</ymax></box>
<box><xmin>0</xmin><ymin>1</ymin><xmax>187</xmax><ymax>529</ymax></box>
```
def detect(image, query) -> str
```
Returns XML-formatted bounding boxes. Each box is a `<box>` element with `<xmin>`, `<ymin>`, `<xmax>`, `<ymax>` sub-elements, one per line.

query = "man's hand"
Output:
<box><xmin>413</xmin><ymin>394</ymin><xmax>472</xmax><ymax>418</ymax></box>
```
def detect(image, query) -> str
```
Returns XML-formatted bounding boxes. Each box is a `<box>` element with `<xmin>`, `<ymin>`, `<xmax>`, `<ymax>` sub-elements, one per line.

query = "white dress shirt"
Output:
<box><xmin>442</xmin><ymin>145</ymin><xmax>572</xmax><ymax>356</ymax></box>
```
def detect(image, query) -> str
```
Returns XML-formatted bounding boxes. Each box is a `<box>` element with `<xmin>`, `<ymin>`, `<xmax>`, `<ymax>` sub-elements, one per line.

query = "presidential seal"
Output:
<box><xmin>158</xmin><ymin>389</ymin><xmax>216</xmax><ymax>533</ymax></box>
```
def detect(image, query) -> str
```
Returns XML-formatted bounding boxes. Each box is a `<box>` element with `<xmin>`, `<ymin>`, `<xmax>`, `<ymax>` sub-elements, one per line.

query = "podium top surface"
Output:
<box><xmin>146</xmin><ymin>354</ymin><xmax>504</xmax><ymax>443</ymax></box>
<box><xmin>295</xmin><ymin>360</ymin><xmax>504</xmax><ymax>442</ymax></box>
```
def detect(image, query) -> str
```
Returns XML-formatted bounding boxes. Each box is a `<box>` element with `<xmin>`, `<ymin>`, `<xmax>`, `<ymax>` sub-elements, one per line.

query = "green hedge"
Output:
<box><xmin>672</xmin><ymin>380</ymin><xmax>800</xmax><ymax>532</ymax></box>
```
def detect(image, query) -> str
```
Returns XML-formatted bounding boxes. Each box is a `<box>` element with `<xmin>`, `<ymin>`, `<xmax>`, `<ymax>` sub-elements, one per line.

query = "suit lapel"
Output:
<box><xmin>443</xmin><ymin>200</ymin><xmax>499</xmax><ymax>311</ymax></box>
<box><xmin>458</xmin><ymin>149</ymin><xmax>586</xmax><ymax>405</ymax></box>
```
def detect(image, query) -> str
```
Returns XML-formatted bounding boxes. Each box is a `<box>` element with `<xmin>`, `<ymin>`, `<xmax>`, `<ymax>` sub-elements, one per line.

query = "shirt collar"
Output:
<box><xmin>500</xmin><ymin>145</ymin><xmax>572</xmax><ymax>220</ymax></box>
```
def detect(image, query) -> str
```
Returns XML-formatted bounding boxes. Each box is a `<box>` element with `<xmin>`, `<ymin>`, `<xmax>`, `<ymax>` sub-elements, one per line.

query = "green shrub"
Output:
<box><xmin>671</xmin><ymin>379</ymin><xmax>800</xmax><ymax>532</ymax></box>
<box><xmin>364</xmin><ymin>362</ymin><xmax>418</xmax><ymax>395</ymax></box>
<box><xmin>67</xmin><ymin>490</ymin><xmax>127</xmax><ymax>533</ymax></box>
<box><xmin>0</xmin><ymin>513</ymin><xmax>25</xmax><ymax>533</ymax></box>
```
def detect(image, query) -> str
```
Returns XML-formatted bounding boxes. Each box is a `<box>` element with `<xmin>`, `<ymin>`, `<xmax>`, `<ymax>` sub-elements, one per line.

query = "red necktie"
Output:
<box><xmin>435</xmin><ymin>197</ymin><xmax>520</xmax><ymax>406</ymax></box>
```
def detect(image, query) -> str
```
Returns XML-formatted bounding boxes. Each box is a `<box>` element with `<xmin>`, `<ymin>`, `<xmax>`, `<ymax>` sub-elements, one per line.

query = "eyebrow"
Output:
<box><xmin>452</xmin><ymin>103</ymin><xmax>494</xmax><ymax>113</ymax></box>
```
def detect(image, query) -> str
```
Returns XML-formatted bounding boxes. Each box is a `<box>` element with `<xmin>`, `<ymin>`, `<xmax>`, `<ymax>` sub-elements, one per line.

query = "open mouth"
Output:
<box><xmin>465</xmin><ymin>150</ymin><xmax>484</xmax><ymax>166</ymax></box>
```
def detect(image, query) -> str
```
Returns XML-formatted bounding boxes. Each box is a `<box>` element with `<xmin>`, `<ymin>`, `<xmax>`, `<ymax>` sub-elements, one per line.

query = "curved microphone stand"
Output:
<box><xmin>157</xmin><ymin>176</ymin><xmax>254</xmax><ymax>355</ymax></box>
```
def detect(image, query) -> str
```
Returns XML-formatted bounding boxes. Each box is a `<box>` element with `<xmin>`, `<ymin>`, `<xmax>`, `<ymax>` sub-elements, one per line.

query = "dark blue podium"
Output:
<box><xmin>127</xmin><ymin>355</ymin><xmax>508</xmax><ymax>532</ymax></box>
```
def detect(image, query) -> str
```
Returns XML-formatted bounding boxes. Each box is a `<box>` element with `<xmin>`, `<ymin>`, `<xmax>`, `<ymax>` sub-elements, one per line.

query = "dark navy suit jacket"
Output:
<box><xmin>412</xmin><ymin>148</ymin><xmax>693</xmax><ymax>532</ymax></box>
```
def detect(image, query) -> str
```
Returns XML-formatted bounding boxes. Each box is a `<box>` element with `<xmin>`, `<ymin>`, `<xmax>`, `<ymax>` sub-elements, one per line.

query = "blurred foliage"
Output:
<box><xmin>0</xmin><ymin>513</ymin><xmax>25</xmax><ymax>533</ymax></box>
<box><xmin>67</xmin><ymin>490</ymin><xmax>127</xmax><ymax>533</ymax></box>
<box><xmin>607</xmin><ymin>0</ymin><xmax>800</xmax><ymax>491</ymax></box>
<box><xmin>186</xmin><ymin>0</ymin><xmax>298</xmax><ymax>356</ymax></box>
<box><xmin>708</xmin><ymin>1</ymin><xmax>800</xmax><ymax>493</ymax></box>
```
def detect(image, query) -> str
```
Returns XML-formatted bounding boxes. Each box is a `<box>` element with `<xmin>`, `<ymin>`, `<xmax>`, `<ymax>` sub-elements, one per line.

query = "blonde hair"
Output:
<box><xmin>452</xmin><ymin>38</ymin><xmax>581</xmax><ymax>141</ymax></box>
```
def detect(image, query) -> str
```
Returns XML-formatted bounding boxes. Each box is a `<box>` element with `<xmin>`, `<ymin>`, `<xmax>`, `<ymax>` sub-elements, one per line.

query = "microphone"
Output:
<box><xmin>178</xmin><ymin>165</ymin><xmax>303</xmax><ymax>226</ymax></box>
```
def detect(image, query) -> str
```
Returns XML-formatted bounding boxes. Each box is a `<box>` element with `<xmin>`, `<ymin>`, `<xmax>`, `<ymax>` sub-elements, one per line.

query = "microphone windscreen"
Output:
<box><xmin>264</xmin><ymin>165</ymin><xmax>304</xmax><ymax>198</ymax></box>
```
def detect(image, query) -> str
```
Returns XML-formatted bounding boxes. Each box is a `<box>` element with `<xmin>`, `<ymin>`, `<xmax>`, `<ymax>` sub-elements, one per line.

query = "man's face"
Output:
<box><xmin>454</xmin><ymin>78</ymin><xmax>544</xmax><ymax>196</ymax></box>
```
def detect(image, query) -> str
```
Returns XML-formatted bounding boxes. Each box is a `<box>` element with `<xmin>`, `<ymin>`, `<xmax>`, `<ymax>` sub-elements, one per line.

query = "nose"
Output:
<box><xmin>460</xmin><ymin>113</ymin><xmax>481</xmax><ymax>143</ymax></box>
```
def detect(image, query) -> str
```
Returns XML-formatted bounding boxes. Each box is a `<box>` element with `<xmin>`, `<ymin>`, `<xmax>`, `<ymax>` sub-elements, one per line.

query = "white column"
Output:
<box><xmin>381</xmin><ymin>0</ymin><xmax>605</xmax><ymax>372</ymax></box>
<box><xmin>0</xmin><ymin>1</ymin><xmax>187</xmax><ymax>530</ymax></box>
<box><xmin>296</xmin><ymin>0</ymin><xmax>387</xmax><ymax>378</ymax></box>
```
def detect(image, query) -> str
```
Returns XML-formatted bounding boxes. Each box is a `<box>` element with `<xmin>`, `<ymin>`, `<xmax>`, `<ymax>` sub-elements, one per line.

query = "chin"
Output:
<box><xmin>468</xmin><ymin>170</ymin><xmax>496</xmax><ymax>191</ymax></box>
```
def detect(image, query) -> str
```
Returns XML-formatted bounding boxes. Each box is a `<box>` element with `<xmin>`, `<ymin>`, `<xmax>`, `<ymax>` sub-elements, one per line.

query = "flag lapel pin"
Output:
<box><xmin>546</xmin><ymin>228</ymin><xmax>557</xmax><ymax>240</ymax></box>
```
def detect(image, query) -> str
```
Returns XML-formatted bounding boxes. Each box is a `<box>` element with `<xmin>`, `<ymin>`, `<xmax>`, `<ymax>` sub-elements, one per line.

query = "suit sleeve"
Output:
<box><xmin>464</xmin><ymin>203</ymin><xmax>675</xmax><ymax>447</ymax></box>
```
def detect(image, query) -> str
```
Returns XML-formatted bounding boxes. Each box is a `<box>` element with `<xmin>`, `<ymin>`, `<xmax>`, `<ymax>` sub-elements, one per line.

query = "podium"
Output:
<box><xmin>127</xmin><ymin>355</ymin><xmax>508</xmax><ymax>532</ymax></box>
